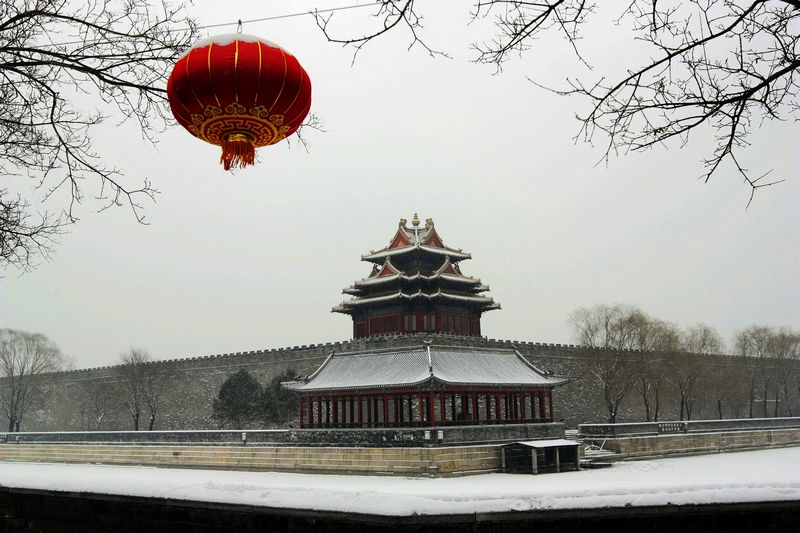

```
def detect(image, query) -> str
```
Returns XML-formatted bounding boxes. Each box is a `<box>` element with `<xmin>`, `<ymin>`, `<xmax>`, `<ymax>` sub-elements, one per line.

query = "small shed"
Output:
<box><xmin>501</xmin><ymin>439</ymin><xmax>580</xmax><ymax>474</ymax></box>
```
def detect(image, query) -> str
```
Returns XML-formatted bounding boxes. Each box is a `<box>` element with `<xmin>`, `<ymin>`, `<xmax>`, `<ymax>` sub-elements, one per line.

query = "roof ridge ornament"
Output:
<box><xmin>411</xmin><ymin>213</ymin><xmax>420</xmax><ymax>227</ymax></box>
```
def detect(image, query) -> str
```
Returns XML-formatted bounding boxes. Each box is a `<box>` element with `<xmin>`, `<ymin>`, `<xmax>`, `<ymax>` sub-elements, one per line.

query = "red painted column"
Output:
<box><xmin>332</xmin><ymin>396</ymin><xmax>339</xmax><ymax>427</ymax></box>
<box><xmin>356</xmin><ymin>395</ymin><xmax>362</xmax><ymax>427</ymax></box>
<box><xmin>548</xmin><ymin>390</ymin><xmax>554</xmax><ymax>421</ymax></box>
<box><xmin>439</xmin><ymin>392</ymin><xmax>446</xmax><ymax>425</ymax></box>
<box><xmin>383</xmin><ymin>395</ymin><xmax>389</xmax><ymax>427</ymax></box>
<box><xmin>472</xmin><ymin>393</ymin><xmax>478</xmax><ymax>423</ymax></box>
<box><xmin>418</xmin><ymin>392</ymin><xmax>425</xmax><ymax>424</ymax></box>
<box><xmin>398</xmin><ymin>395</ymin><xmax>404</xmax><ymax>424</ymax></box>
<box><xmin>538</xmin><ymin>391</ymin><xmax>546</xmax><ymax>420</ymax></box>
<box><xmin>299</xmin><ymin>397</ymin><xmax>305</xmax><ymax>428</ymax></box>
<box><xmin>520</xmin><ymin>392</ymin><xmax>527</xmax><ymax>421</ymax></box>
<box><xmin>428</xmin><ymin>391</ymin><xmax>435</xmax><ymax>426</ymax></box>
<box><xmin>494</xmin><ymin>394</ymin><xmax>501</xmax><ymax>423</ymax></box>
<box><xmin>367</xmin><ymin>395</ymin><xmax>373</xmax><ymax>427</ymax></box>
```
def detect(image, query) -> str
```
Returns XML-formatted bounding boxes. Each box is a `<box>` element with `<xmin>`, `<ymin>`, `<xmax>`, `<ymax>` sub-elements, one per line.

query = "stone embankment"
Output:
<box><xmin>580</xmin><ymin>417</ymin><xmax>800</xmax><ymax>460</ymax></box>
<box><xmin>0</xmin><ymin>443</ymin><xmax>501</xmax><ymax>476</ymax></box>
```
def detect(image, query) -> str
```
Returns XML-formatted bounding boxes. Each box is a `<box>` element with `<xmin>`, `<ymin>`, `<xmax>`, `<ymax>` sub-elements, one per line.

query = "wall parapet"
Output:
<box><xmin>0</xmin><ymin>422</ymin><xmax>565</xmax><ymax>448</ymax></box>
<box><xmin>579</xmin><ymin>417</ymin><xmax>800</xmax><ymax>438</ymax></box>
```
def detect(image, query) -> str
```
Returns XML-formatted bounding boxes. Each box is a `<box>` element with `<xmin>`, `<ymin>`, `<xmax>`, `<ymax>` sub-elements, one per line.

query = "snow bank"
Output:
<box><xmin>0</xmin><ymin>447</ymin><xmax>798</xmax><ymax>516</ymax></box>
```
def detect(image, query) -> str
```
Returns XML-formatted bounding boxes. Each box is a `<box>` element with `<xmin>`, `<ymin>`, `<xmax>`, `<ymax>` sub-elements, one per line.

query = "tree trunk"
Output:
<box><xmin>653</xmin><ymin>395</ymin><xmax>660</xmax><ymax>422</ymax></box>
<box><xmin>7</xmin><ymin>418</ymin><xmax>15</xmax><ymax>433</ymax></box>
<box><xmin>148</xmin><ymin>414</ymin><xmax>155</xmax><ymax>431</ymax></box>
<box><xmin>605</xmin><ymin>394</ymin><xmax>615</xmax><ymax>424</ymax></box>
<box><xmin>679</xmin><ymin>394</ymin><xmax>686</xmax><ymax>421</ymax></box>
<box><xmin>133</xmin><ymin>414</ymin><xmax>139</xmax><ymax>431</ymax></box>
<box><xmin>774</xmin><ymin>391</ymin><xmax>780</xmax><ymax>418</ymax></box>
<box><xmin>717</xmin><ymin>399</ymin><xmax>723</xmax><ymax>419</ymax></box>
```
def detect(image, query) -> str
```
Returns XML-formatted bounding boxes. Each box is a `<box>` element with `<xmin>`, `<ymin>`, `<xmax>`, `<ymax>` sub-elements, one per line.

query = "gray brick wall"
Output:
<box><xmin>8</xmin><ymin>333</ymin><xmax>796</xmax><ymax>432</ymax></box>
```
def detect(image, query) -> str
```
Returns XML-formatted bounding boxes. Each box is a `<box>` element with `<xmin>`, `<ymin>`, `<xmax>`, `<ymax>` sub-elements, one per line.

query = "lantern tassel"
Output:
<box><xmin>221</xmin><ymin>135</ymin><xmax>255</xmax><ymax>170</ymax></box>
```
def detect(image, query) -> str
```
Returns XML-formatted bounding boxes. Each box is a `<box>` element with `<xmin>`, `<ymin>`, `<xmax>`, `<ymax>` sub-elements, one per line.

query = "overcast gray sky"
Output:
<box><xmin>2</xmin><ymin>1</ymin><xmax>799</xmax><ymax>368</ymax></box>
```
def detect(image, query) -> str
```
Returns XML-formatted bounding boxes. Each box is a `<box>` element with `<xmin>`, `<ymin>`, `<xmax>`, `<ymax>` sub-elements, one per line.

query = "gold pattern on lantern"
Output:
<box><xmin>188</xmin><ymin>104</ymin><xmax>291</xmax><ymax>147</ymax></box>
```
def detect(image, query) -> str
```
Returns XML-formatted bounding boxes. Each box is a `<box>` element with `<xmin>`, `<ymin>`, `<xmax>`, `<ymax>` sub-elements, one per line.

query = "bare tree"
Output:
<box><xmin>318</xmin><ymin>1</ymin><xmax>800</xmax><ymax>202</ymax></box>
<box><xmin>670</xmin><ymin>324</ymin><xmax>723</xmax><ymax>420</ymax></box>
<box><xmin>629</xmin><ymin>314</ymin><xmax>679</xmax><ymax>422</ymax></box>
<box><xmin>709</xmin><ymin>360</ymin><xmax>750</xmax><ymax>419</ymax></box>
<box><xmin>143</xmin><ymin>363</ymin><xmax>170</xmax><ymax>431</ymax></box>
<box><xmin>735</xmin><ymin>325</ymin><xmax>777</xmax><ymax>417</ymax></box>
<box><xmin>570</xmin><ymin>304</ymin><xmax>641</xmax><ymax>423</ymax></box>
<box><xmin>117</xmin><ymin>348</ymin><xmax>169</xmax><ymax>431</ymax></box>
<box><xmin>766</xmin><ymin>327</ymin><xmax>799</xmax><ymax>416</ymax></box>
<box><xmin>0</xmin><ymin>329</ymin><xmax>64</xmax><ymax>431</ymax></box>
<box><xmin>0</xmin><ymin>189</ymin><xmax>65</xmax><ymax>270</ymax></box>
<box><xmin>0</xmin><ymin>0</ymin><xmax>198</xmax><ymax>270</ymax></box>
<box><xmin>117</xmin><ymin>349</ymin><xmax>146</xmax><ymax>431</ymax></box>
<box><xmin>75</xmin><ymin>379</ymin><xmax>116</xmax><ymax>431</ymax></box>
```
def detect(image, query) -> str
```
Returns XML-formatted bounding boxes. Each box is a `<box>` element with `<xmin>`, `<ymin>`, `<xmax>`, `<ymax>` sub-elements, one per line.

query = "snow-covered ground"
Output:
<box><xmin>1</xmin><ymin>447</ymin><xmax>798</xmax><ymax>516</ymax></box>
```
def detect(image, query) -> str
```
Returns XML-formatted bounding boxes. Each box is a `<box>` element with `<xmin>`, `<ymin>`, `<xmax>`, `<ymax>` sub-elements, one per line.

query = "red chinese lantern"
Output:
<box><xmin>167</xmin><ymin>34</ymin><xmax>312</xmax><ymax>170</ymax></box>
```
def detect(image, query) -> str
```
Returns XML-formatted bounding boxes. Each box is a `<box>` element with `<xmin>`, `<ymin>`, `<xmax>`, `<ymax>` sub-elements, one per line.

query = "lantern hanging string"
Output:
<box><xmin>196</xmin><ymin>3</ymin><xmax>374</xmax><ymax>32</ymax></box>
<box><xmin>48</xmin><ymin>3</ymin><xmax>376</xmax><ymax>47</ymax></box>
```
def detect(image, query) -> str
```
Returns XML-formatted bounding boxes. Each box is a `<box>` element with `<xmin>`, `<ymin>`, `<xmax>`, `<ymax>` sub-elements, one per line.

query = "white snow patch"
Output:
<box><xmin>0</xmin><ymin>447</ymin><xmax>798</xmax><ymax>516</ymax></box>
<box><xmin>179</xmin><ymin>33</ymin><xmax>289</xmax><ymax>60</ymax></box>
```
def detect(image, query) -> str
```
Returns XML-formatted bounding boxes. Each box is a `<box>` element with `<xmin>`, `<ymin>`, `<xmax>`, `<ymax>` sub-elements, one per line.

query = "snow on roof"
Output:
<box><xmin>352</xmin><ymin>272</ymin><xmax>481</xmax><ymax>288</ymax></box>
<box><xmin>362</xmin><ymin>245</ymin><xmax>471</xmax><ymax>262</ymax></box>
<box><xmin>334</xmin><ymin>289</ymin><xmax>497</xmax><ymax>309</ymax></box>
<box><xmin>282</xmin><ymin>345</ymin><xmax>565</xmax><ymax>391</ymax></box>
<box><xmin>510</xmin><ymin>439</ymin><xmax>581</xmax><ymax>448</ymax></box>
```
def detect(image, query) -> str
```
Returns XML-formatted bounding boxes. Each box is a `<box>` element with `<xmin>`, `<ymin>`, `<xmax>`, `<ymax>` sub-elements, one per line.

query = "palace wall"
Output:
<box><xmin>14</xmin><ymin>333</ymin><xmax>798</xmax><ymax>432</ymax></box>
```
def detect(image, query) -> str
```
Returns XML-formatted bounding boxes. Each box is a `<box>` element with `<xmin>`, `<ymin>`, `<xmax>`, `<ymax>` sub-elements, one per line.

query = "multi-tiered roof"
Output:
<box><xmin>333</xmin><ymin>215</ymin><xmax>500</xmax><ymax>338</ymax></box>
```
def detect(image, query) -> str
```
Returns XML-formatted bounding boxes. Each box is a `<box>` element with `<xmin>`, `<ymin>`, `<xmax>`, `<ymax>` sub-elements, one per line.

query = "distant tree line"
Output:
<box><xmin>570</xmin><ymin>305</ymin><xmax>800</xmax><ymax>423</ymax></box>
<box><xmin>0</xmin><ymin>330</ymin><xmax>300</xmax><ymax>433</ymax></box>
<box><xmin>0</xmin><ymin>333</ymin><xmax>174</xmax><ymax>433</ymax></box>
<box><xmin>1</xmin><ymin>311</ymin><xmax>798</xmax><ymax>431</ymax></box>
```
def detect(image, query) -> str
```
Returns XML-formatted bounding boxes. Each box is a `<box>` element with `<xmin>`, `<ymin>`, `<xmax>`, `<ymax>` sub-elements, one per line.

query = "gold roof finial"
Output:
<box><xmin>411</xmin><ymin>213</ymin><xmax>420</xmax><ymax>227</ymax></box>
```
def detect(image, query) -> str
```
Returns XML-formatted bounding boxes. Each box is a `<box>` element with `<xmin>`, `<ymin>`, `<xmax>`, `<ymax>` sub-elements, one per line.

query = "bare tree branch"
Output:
<box><xmin>326</xmin><ymin>1</ymin><xmax>799</xmax><ymax>203</ymax></box>
<box><xmin>0</xmin><ymin>0</ymin><xmax>198</xmax><ymax>270</ymax></box>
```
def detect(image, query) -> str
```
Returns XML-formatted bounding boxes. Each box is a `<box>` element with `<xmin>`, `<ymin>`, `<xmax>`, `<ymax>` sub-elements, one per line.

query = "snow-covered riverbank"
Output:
<box><xmin>1</xmin><ymin>446</ymin><xmax>798</xmax><ymax>516</ymax></box>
